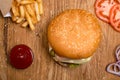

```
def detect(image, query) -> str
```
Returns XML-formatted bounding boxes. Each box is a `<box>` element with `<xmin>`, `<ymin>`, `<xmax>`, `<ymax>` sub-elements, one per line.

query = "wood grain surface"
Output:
<box><xmin>0</xmin><ymin>0</ymin><xmax>120</xmax><ymax>80</ymax></box>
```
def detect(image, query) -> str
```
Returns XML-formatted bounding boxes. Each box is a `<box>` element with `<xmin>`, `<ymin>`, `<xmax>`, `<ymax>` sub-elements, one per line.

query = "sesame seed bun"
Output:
<box><xmin>47</xmin><ymin>9</ymin><xmax>101</xmax><ymax>59</ymax></box>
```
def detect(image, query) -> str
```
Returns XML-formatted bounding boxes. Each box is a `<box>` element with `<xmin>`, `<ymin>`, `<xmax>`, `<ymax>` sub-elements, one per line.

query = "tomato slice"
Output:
<box><xmin>110</xmin><ymin>4</ymin><xmax>120</xmax><ymax>32</ymax></box>
<box><xmin>117</xmin><ymin>0</ymin><xmax>120</xmax><ymax>3</ymax></box>
<box><xmin>94</xmin><ymin>0</ymin><xmax>118</xmax><ymax>23</ymax></box>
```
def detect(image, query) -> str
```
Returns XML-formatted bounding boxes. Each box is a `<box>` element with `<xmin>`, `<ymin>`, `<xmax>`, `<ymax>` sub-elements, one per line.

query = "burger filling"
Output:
<box><xmin>49</xmin><ymin>46</ymin><xmax>92</xmax><ymax>67</ymax></box>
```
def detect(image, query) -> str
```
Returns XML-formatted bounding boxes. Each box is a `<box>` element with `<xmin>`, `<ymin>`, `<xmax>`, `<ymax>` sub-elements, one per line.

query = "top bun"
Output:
<box><xmin>48</xmin><ymin>9</ymin><xmax>101</xmax><ymax>59</ymax></box>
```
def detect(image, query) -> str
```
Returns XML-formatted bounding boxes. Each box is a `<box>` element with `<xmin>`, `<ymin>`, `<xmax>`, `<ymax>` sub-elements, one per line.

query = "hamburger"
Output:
<box><xmin>47</xmin><ymin>9</ymin><xmax>101</xmax><ymax>67</ymax></box>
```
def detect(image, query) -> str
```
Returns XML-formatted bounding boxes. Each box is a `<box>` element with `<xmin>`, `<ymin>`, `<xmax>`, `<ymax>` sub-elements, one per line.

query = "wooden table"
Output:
<box><xmin>0</xmin><ymin>0</ymin><xmax>120</xmax><ymax>80</ymax></box>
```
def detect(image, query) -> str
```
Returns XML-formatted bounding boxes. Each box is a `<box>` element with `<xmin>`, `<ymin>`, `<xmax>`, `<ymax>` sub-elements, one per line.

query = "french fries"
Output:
<box><xmin>19</xmin><ymin>0</ymin><xmax>35</xmax><ymax>5</ymax></box>
<box><xmin>25</xmin><ymin>5</ymin><xmax>35</xmax><ymax>18</ymax></box>
<box><xmin>22</xmin><ymin>21</ymin><xmax>28</xmax><ymax>28</ymax></box>
<box><xmin>38</xmin><ymin>0</ymin><xmax>43</xmax><ymax>15</ymax></box>
<box><xmin>12</xmin><ymin>1</ymin><xmax>20</xmax><ymax>17</ymax></box>
<box><xmin>34</xmin><ymin>2</ymin><xmax>40</xmax><ymax>21</ymax></box>
<box><xmin>19</xmin><ymin>5</ymin><xmax>25</xmax><ymax>18</ymax></box>
<box><xmin>11</xmin><ymin>0</ymin><xmax>43</xmax><ymax>30</ymax></box>
<box><xmin>25</xmin><ymin>11</ymin><xmax>35</xmax><ymax>30</ymax></box>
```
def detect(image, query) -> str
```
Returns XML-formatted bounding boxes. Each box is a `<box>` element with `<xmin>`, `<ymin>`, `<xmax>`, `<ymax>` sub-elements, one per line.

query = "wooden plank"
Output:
<box><xmin>0</xmin><ymin>13</ymin><xmax>7</xmax><ymax>80</ymax></box>
<box><xmin>0</xmin><ymin>0</ymin><xmax>120</xmax><ymax>80</ymax></box>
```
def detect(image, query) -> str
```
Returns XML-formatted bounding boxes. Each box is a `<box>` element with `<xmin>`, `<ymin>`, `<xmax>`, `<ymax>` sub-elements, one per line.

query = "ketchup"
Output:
<box><xmin>9</xmin><ymin>44</ymin><xmax>33</xmax><ymax>69</ymax></box>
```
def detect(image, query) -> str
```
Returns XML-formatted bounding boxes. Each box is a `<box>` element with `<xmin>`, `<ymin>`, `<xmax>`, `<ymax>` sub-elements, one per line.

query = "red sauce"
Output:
<box><xmin>9</xmin><ymin>44</ymin><xmax>33</xmax><ymax>69</ymax></box>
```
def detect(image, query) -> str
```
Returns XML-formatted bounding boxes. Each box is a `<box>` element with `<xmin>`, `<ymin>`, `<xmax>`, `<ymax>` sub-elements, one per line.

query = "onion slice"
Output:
<box><xmin>106</xmin><ymin>45</ymin><xmax>120</xmax><ymax>76</ymax></box>
<box><xmin>116</xmin><ymin>60</ymin><xmax>120</xmax><ymax>65</ymax></box>
<box><xmin>107</xmin><ymin>63</ymin><xmax>120</xmax><ymax>76</ymax></box>
<box><xmin>115</xmin><ymin>45</ymin><xmax>120</xmax><ymax>61</ymax></box>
